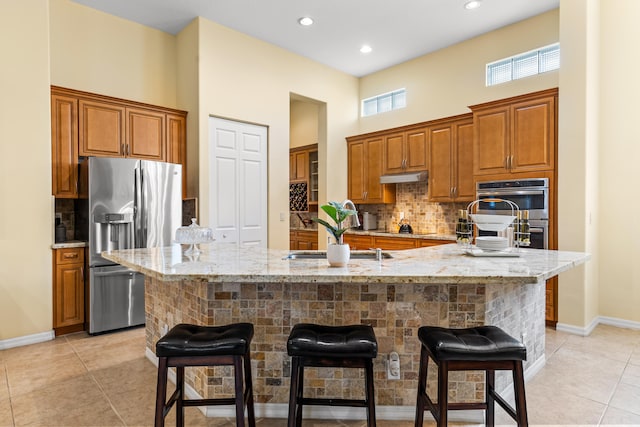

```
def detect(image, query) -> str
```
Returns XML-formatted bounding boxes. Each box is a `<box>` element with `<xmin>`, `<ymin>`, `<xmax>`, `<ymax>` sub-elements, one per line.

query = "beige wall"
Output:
<box><xmin>49</xmin><ymin>0</ymin><xmax>177</xmax><ymax>107</ymax></box>
<box><xmin>0</xmin><ymin>0</ymin><xmax>53</xmax><ymax>340</ymax></box>
<box><xmin>290</xmin><ymin>100</ymin><xmax>319</xmax><ymax>149</ymax></box>
<box><xmin>358</xmin><ymin>9</ymin><xmax>560</xmax><ymax>134</ymax></box>
<box><xmin>194</xmin><ymin>18</ymin><xmax>359</xmax><ymax>250</ymax></box>
<box><xmin>176</xmin><ymin>19</ymin><xmax>200</xmax><ymax>199</ymax></box>
<box><xmin>557</xmin><ymin>0</ymin><xmax>600</xmax><ymax>328</ymax></box>
<box><xmin>597</xmin><ymin>0</ymin><xmax>640</xmax><ymax>323</ymax></box>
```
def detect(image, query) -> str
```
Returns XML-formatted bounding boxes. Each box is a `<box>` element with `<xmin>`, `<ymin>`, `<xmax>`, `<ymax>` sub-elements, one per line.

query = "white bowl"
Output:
<box><xmin>469</xmin><ymin>214</ymin><xmax>515</xmax><ymax>232</ymax></box>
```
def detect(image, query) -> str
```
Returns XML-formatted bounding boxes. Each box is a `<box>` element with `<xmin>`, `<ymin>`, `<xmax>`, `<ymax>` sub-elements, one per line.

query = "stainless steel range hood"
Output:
<box><xmin>379</xmin><ymin>171</ymin><xmax>428</xmax><ymax>184</ymax></box>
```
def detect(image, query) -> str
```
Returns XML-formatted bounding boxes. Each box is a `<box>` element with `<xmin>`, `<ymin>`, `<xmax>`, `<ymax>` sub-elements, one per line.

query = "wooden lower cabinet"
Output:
<box><xmin>343</xmin><ymin>234</ymin><xmax>374</xmax><ymax>250</ymax></box>
<box><xmin>344</xmin><ymin>234</ymin><xmax>454</xmax><ymax>250</ymax></box>
<box><xmin>53</xmin><ymin>247</ymin><xmax>85</xmax><ymax>336</ymax></box>
<box><xmin>374</xmin><ymin>236</ymin><xmax>417</xmax><ymax>250</ymax></box>
<box><xmin>290</xmin><ymin>230</ymin><xmax>318</xmax><ymax>250</ymax></box>
<box><xmin>546</xmin><ymin>277</ymin><xmax>558</xmax><ymax>326</ymax></box>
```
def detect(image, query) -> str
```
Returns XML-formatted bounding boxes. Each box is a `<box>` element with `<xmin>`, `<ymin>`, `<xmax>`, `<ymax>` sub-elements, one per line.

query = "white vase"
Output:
<box><xmin>327</xmin><ymin>243</ymin><xmax>350</xmax><ymax>267</ymax></box>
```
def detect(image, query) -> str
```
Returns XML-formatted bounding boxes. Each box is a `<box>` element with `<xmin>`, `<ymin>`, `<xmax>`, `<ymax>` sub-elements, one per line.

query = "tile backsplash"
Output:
<box><xmin>54</xmin><ymin>198</ymin><xmax>76</xmax><ymax>241</ymax></box>
<box><xmin>291</xmin><ymin>183</ymin><xmax>468</xmax><ymax>235</ymax></box>
<box><xmin>357</xmin><ymin>183</ymin><xmax>467</xmax><ymax>235</ymax></box>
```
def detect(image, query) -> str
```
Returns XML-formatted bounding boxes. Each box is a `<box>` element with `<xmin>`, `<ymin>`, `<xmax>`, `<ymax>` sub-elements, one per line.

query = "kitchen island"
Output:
<box><xmin>103</xmin><ymin>243</ymin><xmax>588</xmax><ymax>420</ymax></box>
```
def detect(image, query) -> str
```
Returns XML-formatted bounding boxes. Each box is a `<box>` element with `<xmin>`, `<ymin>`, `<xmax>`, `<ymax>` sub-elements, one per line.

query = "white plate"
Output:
<box><xmin>476</xmin><ymin>236</ymin><xmax>509</xmax><ymax>251</ymax></box>
<box><xmin>465</xmin><ymin>248</ymin><xmax>520</xmax><ymax>257</ymax></box>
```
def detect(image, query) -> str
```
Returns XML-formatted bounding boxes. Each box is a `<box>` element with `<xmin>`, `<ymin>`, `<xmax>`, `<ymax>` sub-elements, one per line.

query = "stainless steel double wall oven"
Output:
<box><xmin>475</xmin><ymin>178</ymin><xmax>549</xmax><ymax>249</ymax></box>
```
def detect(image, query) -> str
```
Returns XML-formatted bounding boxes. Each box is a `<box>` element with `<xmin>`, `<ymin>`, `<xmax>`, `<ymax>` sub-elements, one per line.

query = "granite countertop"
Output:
<box><xmin>51</xmin><ymin>240</ymin><xmax>87</xmax><ymax>249</ymax></box>
<box><xmin>103</xmin><ymin>243</ymin><xmax>590</xmax><ymax>285</ymax></box>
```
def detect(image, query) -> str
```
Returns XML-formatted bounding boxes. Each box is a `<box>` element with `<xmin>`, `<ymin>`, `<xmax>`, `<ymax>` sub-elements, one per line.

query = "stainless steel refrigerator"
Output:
<box><xmin>78</xmin><ymin>157</ymin><xmax>182</xmax><ymax>334</ymax></box>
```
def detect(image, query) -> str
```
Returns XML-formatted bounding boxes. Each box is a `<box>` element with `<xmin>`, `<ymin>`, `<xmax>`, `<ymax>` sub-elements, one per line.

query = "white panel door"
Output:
<box><xmin>209</xmin><ymin>117</ymin><xmax>268</xmax><ymax>247</ymax></box>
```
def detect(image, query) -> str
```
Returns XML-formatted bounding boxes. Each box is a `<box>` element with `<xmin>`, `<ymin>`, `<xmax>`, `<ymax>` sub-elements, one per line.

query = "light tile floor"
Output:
<box><xmin>1</xmin><ymin>324</ymin><xmax>639</xmax><ymax>426</ymax></box>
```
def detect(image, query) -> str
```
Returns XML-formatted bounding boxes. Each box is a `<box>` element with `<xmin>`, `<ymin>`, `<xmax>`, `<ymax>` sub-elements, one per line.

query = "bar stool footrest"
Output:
<box><xmin>300</xmin><ymin>397</ymin><xmax>368</xmax><ymax>408</ymax></box>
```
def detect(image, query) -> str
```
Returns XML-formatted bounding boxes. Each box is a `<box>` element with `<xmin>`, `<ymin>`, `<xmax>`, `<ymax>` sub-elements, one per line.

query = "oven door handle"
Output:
<box><xmin>479</xmin><ymin>189</ymin><xmax>546</xmax><ymax>196</ymax></box>
<box><xmin>529</xmin><ymin>227</ymin><xmax>545</xmax><ymax>233</ymax></box>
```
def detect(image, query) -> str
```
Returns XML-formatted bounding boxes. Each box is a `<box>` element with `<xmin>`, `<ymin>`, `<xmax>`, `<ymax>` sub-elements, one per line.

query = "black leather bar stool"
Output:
<box><xmin>154</xmin><ymin>323</ymin><xmax>256</xmax><ymax>427</ymax></box>
<box><xmin>415</xmin><ymin>325</ymin><xmax>528</xmax><ymax>427</ymax></box>
<box><xmin>286</xmin><ymin>323</ymin><xmax>378</xmax><ymax>427</ymax></box>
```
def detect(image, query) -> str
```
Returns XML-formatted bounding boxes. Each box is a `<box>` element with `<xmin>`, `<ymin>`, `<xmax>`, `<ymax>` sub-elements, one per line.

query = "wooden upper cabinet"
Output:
<box><xmin>511</xmin><ymin>95</ymin><xmax>555</xmax><ymax>172</ymax></box>
<box><xmin>471</xmin><ymin>88</ymin><xmax>557</xmax><ymax>176</ymax></box>
<box><xmin>365</xmin><ymin>137</ymin><xmax>393</xmax><ymax>203</ymax></box>
<box><xmin>473</xmin><ymin>106</ymin><xmax>509</xmax><ymax>175</ymax></box>
<box><xmin>383</xmin><ymin>128</ymin><xmax>428</xmax><ymax>174</ymax></box>
<box><xmin>348</xmin><ymin>139</ymin><xmax>367</xmax><ymax>204</ymax></box>
<box><xmin>166</xmin><ymin>113</ymin><xmax>187</xmax><ymax>196</ymax></box>
<box><xmin>52</xmin><ymin>86</ymin><xmax>188</xmax><ymax>198</ymax></box>
<box><xmin>51</xmin><ymin>94</ymin><xmax>79</xmax><ymax>198</ymax></box>
<box><xmin>80</xmin><ymin>104</ymin><xmax>166</xmax><ymax>160</ymax></box>
<box><xmin>126</xmin><ymin>107</ymin><xmax>165</xmax><ymax>161</ymax></box>
<box><xmin>290</xmin><ymin>149</ymin><xmax>308</xmax><ymax>181</ymax></box>
<box><xmin>428</xmin><ymin>124</ymin><xmax>454</xmax><ymax>201</ymax></box>
<box><xmin>428</xmin><ymin>115</ymin><xmax>474</xmax><ymax>202</ymax></box>
<box><xmin>455</xmin><ymin>120</ymin><xmax>475</xmax><ymax>200</ymax></box>
<box><xmin>383</xmin><ymin>133</ymin><xmax>405</xmax><ymax>174</ymax></box>
<box><xmin>347</xmin><ymin>137</ymin><xmax>395</xmax><ymax>204</ymax></box>
<box><xmin>78</xmin><ymin>99</ymin><xmax>126</xmax><ymax>157</ymax></box>
<box><xmin>405</xmin><ymin>128</ymin><xmax>429</xmax><ymax>171</ymax></box>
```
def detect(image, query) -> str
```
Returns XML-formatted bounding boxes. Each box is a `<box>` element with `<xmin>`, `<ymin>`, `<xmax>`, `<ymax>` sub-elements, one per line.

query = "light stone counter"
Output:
<box><xmin>103</xmin><ymin>244</ymin><xmax>589</xmax><ymax>421</ymax></box>
<box><xmin>103</xmin><ymin>242</ymin><xmax>588</xmax><ymax>285</ymax></box>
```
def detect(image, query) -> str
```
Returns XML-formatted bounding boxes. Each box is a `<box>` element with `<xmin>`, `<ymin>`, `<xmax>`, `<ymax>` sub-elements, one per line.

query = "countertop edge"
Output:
<box><xmin>52</xmin><ymin>241</ymin><xmax>87</xmax><ymax>249</ymax></box>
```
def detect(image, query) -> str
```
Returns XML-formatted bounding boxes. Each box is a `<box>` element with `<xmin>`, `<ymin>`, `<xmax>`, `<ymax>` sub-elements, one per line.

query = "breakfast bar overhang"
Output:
<box><xmin>103</xmin><ymin>243</ymin><xmax>589</xmax><ymax>420</ymax></box>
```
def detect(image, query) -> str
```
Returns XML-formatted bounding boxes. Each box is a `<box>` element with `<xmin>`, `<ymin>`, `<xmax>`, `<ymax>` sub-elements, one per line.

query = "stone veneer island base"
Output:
<box><xmin>104</xmin><ymin>243</ymin><xmax>588</xmax><ymax>421</ymax></box>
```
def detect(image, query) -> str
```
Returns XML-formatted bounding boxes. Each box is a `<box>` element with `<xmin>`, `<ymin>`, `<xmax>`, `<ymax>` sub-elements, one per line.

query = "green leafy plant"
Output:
<box><xmin>312</xmin><ymin>201</ymin><xmax>358</xmax><ymax>245</ymax></box>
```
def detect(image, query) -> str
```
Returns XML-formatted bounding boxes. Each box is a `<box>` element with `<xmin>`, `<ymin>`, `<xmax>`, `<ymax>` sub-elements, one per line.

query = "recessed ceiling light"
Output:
<box><xmin>360</xmin><ymin>45</ymin><xmax>372</xmax><ymax>54</ymax></box>
<box><xmin>464</xmin><ymin>0</ymin><xmax>482</xmax><ymax>10</ymax></box>
<box><xmin>298</xmin><ymin>17</ymin><xmax>313</xmax><ymax>26</ymax></box>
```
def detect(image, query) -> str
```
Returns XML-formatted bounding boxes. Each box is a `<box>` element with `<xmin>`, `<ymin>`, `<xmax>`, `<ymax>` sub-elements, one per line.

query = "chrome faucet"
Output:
<box><xmin>342</xmin><ymin>199</ymin><xmax>361</xmax><ymax>228</ymax></box>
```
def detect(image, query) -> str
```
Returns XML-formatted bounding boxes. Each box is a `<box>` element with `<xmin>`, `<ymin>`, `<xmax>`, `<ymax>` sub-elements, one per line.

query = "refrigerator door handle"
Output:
<box><xmin>134</xmin><ymin>167</ymin><xmax>144</xmax><ymax>248</ymax></box>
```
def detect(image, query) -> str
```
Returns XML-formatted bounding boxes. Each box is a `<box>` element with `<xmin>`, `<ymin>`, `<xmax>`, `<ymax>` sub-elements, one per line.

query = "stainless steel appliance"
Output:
<box><xmin>362</xmin><ymin>212</ymin><xmax>377</xmax><ymax>230</ymax></box>
<box><xmin>78</xmin><ymin>157</ymin><xmax>182</xmax><ymax>334</ymax></box>
<box><xmin>476</xmin><ymin>178</ymin><xmax>549</xmax><ymax>249</ymax></box>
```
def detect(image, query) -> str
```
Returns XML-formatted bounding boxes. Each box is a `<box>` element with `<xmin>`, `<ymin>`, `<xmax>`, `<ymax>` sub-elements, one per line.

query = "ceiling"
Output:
<box><xmin>71</xmin><ymin>0</ymin><xmax>559</xmax><ymax>77</ymax></box>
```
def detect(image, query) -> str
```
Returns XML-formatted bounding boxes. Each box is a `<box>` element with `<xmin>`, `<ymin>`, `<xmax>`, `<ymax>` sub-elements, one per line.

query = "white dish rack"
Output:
<box><xmin>456</xmin><ymin>198</ymin><xmax>531</xmax><ymax>255</ymax></box>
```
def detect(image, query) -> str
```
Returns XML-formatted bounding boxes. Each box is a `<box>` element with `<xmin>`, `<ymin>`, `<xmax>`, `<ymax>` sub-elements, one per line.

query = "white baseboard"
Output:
<box><xmin>0</xmin><ymin>330</ymin><xmax>54</xmax><ymax>350</ymax></box>
<box><xmin>597</xmin><ymin>316</ymin><xmax>640</xmax><ymax>330</ymax></box>
<box><xmin>556</xmin><ymin>315</ymin><xmax>640</xmax><ymax>336</ymax></box>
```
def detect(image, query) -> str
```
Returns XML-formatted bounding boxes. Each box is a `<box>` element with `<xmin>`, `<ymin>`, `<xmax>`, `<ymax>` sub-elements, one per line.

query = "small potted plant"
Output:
<box><xmin>312</xmin><ymin>201</ymin><xmax>358</xmax><ymax>267</ymax></box>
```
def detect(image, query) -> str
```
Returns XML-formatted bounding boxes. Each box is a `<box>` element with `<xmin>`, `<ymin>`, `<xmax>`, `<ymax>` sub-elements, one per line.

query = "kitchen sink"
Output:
<box><xmin>284</xmin><ymin>251</ymin><xmax>392</xmax><ymax>260</ymax></box>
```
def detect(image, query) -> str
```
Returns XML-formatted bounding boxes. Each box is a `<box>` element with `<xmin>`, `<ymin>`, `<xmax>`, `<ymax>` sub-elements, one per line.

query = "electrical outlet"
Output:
<box><xmin>280</xmin><ymin>212</ymin><xmax>286</xmax><ymax>221</ymax></box>
<box><xmin>387</xmin><ymin>351</ymin><xmax>400</xmax><ymax>380</ymax></box>
<box><xmin>162</xmin><ymin>324</ymin><xmax>169</xmax><ymax>336</ymax></box>
<box><xmin>399</xmin><ymin>211</ymin><xmax>405</xmax><ymax>220</ymax></box>
<box><xmin>521</xmin><ymin>332</ymin><xmax>527</xmax><ymax>343</ymax></box>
